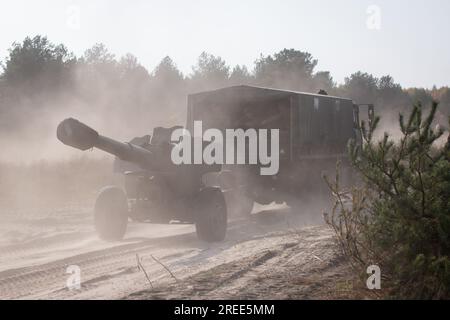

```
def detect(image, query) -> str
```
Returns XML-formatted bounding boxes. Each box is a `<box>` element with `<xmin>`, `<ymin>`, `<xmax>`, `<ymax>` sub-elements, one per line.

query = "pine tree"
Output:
<box><xmin>326</xmin><ymin>102</ymin><xmax>450</xmax><ymax>299</ymax></box>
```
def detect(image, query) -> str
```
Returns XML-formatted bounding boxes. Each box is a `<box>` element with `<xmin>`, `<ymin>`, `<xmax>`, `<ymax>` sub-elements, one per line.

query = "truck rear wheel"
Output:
<box><xmin>195</xmin><ymin>187</ymin><xmax>227</xmax><ymax>242</ymax></box>
<box><xmin>94</xmin><ymin>186</ymin><xmax>128</xmax><ymax>241</ymax></box>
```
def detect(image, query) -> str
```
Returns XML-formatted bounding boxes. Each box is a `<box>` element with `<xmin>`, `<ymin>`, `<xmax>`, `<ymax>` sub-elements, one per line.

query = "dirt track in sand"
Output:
<box><xmin>0</xmin><ymin>206</ymin><xmax>371</xmax><ymax>300</ymax></box>
<box><xmin>127</xmin><ymin>225</ymin><xmax>370</xmax><ymax>300</ymax></box>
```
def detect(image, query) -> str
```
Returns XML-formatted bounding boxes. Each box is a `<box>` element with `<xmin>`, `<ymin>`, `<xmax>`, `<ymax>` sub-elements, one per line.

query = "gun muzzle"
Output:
<box><xmin>57</xmin><ymin>118</ymin><xmax>99</xmax><ymax>151</ymax></box>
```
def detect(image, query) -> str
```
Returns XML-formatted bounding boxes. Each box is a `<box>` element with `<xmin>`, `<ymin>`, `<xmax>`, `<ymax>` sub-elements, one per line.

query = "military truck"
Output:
<box><xmin>187</xmin><ymin>85</ymin><xmax>373</xmax><ymax>215</ymax></box>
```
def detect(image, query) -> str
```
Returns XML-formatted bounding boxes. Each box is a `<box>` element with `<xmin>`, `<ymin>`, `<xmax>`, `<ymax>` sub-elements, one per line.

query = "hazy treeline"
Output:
<box><xmin>0</xmin><ymin>36</ymin><xmax>449</xmax><ymax>210</ymax></box>
<box><xmin>1</xmin><ymin>35</ymin><xmax>449</xmax><ymax>148</ymax></box>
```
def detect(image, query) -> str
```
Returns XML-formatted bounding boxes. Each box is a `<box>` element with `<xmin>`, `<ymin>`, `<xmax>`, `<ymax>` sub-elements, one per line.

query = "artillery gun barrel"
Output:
<box><xmin>57</xmin><ymin>118</ymin><xmax>157</xmax><ymax>170</ymax></box>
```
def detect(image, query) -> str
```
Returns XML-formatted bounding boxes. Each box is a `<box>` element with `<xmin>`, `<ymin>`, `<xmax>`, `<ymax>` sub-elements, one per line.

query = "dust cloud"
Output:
<box><xmin>0</xmin><ymin>40</ymin><xmax>448</xmax><ymax>217</ymax></box>
<box><xmin>0</xmin><ymin>54</ymin><xmax>187</xmax><ymax>211</ymax></box>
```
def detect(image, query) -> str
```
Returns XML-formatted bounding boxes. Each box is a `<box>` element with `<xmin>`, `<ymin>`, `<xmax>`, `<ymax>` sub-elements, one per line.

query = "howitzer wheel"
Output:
<box><xmin>195</xmin><ymin>187</ymin><xmax>227</xmax><ymax>242</ymax></box>
<box><xmin>94</xmin><ymin>186</ymin><xmax>128</xmax><ymax>241</ymax></box>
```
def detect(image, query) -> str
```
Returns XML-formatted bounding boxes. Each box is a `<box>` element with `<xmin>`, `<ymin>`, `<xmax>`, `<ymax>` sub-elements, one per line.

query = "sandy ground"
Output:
<box><xmin>0</xmin><ymin>204</ymin><xmax>371</xmax><ymax>300</ymax></box>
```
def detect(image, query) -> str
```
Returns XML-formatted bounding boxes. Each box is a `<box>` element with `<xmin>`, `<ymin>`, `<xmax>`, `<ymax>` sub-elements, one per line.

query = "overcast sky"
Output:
<box><xmin>1</xmin><ymin>0</ymin><xmax>449</xmax><ymax>88</ymax></box>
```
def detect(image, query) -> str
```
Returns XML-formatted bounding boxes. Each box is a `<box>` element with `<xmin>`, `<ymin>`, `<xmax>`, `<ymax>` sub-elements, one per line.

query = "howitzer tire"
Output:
<box><xmin>95</xmin><ymin>186</ymin><xmax>128</xmax><ymax>241</ymax></box>
<box><xmin>195</xmin><ymin>187</ymin><xmax>227</xmax><ymax>242</ymax></box>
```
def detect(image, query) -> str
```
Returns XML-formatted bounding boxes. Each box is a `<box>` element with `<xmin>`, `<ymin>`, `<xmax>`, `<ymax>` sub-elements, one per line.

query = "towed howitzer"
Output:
<box><xmin>57</xmin><ymin>118</ymin><xmax>227</xmax><ymax>243</ymax></box>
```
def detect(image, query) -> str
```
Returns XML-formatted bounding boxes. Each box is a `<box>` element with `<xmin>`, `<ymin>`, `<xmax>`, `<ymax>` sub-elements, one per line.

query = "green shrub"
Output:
<box><xmin>325</xmin><ymin>102</ymin><xmax>450</xmax><ymax>299</ymax></box>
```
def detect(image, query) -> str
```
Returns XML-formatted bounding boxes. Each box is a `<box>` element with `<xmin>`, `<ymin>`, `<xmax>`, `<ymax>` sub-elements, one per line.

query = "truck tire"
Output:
<box><xmin>195</xmin><ymin>187</ymin><xmax>227</xmax><ymax>242</ymax></box>
<box><xmin>94</xmin><ymin>186</ymin><xmax>129</xmax><ymax>241</ymax></box>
